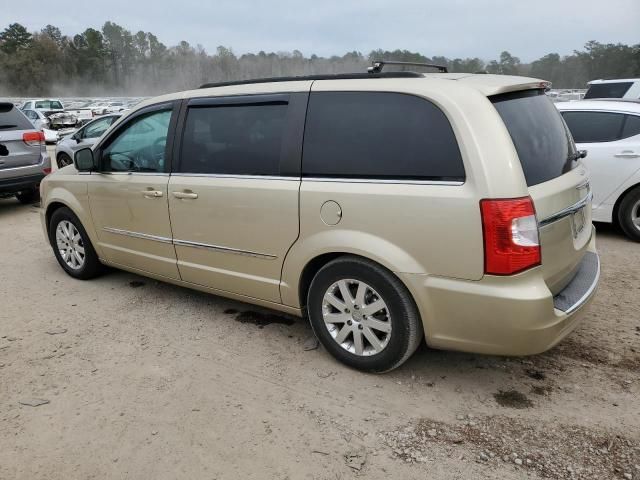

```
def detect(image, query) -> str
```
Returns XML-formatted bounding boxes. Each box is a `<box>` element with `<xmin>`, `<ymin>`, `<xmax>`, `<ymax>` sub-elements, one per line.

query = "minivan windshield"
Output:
<box><xmin>491</xmin><ymin>89</ymin><xmax>578</xmax><ymax>186</ymax></box>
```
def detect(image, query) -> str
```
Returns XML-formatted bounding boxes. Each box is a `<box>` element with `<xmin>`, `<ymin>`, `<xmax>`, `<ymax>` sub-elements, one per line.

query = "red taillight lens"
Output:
<box><xmin>480</xmin><ymin>197</ymin><xmax>541</xmax><ymax>275</ymax></box>
<box><xmin>23</xmin><ymin>131</ymin><xmax>45</xmax><ymax>146</ymax></box>
<box><xmin>43</xmin><ymin>167</ymin><xmax>52</xmax><ymax>175</ymax></box>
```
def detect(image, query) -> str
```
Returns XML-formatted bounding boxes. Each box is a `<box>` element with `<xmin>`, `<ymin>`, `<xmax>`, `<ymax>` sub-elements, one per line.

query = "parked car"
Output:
<box><xmin>55</xmin><ymin>114</ymin><xmax>121</xmax><ymax>168</ymax></box>
<box><xmin>585</xmin><ymin>79</ymin><xmax>640</xmax><ymax>100</ymax></box>
<box><xmin>21</xmin><ymin>98</ymin><xmax>65</xmax><ymax>112</ymax></box>
<box><xmin>40</xmin><ymin>70</ymin><xmax>599</xmax><ymax>372</ymax></box>
<box><xmin>557</xmin><ymin>100</ymin><xmax>640</xmax><ymax>241</ymax></box>
<box><xmin>0</xmin><ymin>102</ymin><xmax>51</xmax><ymax>203</ymax></box>
<box><xmin>22</xmin><ymin>106</ymin><xmax>78</xmax><ymax>131</ymax></box>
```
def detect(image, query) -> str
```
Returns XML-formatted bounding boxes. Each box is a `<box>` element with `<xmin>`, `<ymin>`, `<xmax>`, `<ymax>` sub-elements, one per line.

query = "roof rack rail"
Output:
<box><xmin>368</xmin><ymin>60</ymin><xmax>448</xmax><ymax>74</ymax></box>
<box><xmin>199</xmin><ymin>71</ymin><xmax>423</xmax><ymax>89</ymax></box>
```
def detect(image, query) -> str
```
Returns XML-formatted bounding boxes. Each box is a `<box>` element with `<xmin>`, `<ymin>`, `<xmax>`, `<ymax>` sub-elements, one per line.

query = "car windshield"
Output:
<box><xmin>35</xmin><ymin>100</ymin><xmax>63</xmax><ymax>109</ymax></box>
<box><xmin>584</xmin><ymin>82</ymin><xmax>633</xmax><ymax>99</ymax></box>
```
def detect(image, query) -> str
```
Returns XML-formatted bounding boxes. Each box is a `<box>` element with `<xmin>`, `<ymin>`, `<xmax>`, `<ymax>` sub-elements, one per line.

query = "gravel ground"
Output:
<box><xmin>0</xmin><ymin>196</ymin><xmax>638</xmax><ymax>480</ymax></box>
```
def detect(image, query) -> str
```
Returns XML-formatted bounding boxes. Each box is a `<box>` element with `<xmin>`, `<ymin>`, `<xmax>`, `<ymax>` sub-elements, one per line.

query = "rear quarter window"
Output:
<box><xmin>302</xmin><ymin>92</ymin><xmax>465</xmax><ymax>181</ymax></box>
<box><xmin>0</xmin><ymin>103</ymin><xmax>36</xmax><ymax>130</ymax></box>
<box><xmin>491</xmin><ymin>90</ymin><xmax>576</xmax><ymax>187</ymax></box>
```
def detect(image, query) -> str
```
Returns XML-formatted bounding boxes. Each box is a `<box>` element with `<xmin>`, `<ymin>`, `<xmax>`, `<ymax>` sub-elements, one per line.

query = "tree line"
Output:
<box><xmin>0</xmin><ymin>22</ymin><xmax>638</xmax><ymax>96</ymax></box>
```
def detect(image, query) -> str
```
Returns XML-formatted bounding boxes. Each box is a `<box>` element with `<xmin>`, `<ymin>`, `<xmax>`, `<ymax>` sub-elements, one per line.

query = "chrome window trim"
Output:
<box><xmin>539</xmin><ymin>191</ymin><xmax>593</xmax><ymax>228</ymax></box>
<box><xmin>302</xmin><ymin>177</ymin><xmax>464</xmax><ymax>186</ymax></box>
<box><xmin>102</xmin><ymin>227</ymin><xmax>173</xmax><ymax>244</ymax></box>
<box><xmin>98</xmin><ymin>171</ymin><xmax>170</xmax><ymax>176</ymax></box>
<box><xmin>170</xmin><ymin>173</ymin><xmax>297</xmax><ymax>181</ymax></box>
<box><xmin>173</xmin><ymin>239</ymin><xmax>277</xmax><ymax>259</ymax></box>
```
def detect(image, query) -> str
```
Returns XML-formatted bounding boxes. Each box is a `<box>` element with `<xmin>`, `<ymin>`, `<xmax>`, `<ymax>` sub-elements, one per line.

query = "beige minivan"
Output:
<box><xmin>40</xmin><ymin>67</ymin><xmax>600</xmax><ymax>372</ymax></box>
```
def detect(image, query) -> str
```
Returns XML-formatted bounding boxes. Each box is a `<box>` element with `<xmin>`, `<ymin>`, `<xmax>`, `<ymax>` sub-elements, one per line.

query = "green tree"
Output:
<box><xmin>0</xmin><ymin>23</ymin><xmax>32</xmax><ymax>54</ymax></box>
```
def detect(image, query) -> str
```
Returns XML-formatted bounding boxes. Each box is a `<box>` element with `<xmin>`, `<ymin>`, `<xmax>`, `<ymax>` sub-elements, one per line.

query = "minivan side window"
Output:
<box><xmin>101</xmin><ymin>109</ymin><xmax>171</xmax><ymax>172</ymax></box>
<box><xmin>179</xmin><ymin>102</ymin><xmax>288</xmax><ymax>176</ymax></box>
<box><xmin>561</xmin><ymin>111</ymin><xmax>626</xmax><ymax>143</ymax></box>
<box><xmin>301</xmin><ymin>92</ymin><xmax>465</xmax><ymax>181</ymax></box>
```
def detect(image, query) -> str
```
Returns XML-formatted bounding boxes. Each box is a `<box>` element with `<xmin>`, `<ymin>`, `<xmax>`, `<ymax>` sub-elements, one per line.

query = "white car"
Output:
<box><xmin>585</xmin><ymin>79</ymin><xmax>640</xmax><ymax>100</ymax></box>
<box><xmin>557</xmin><ymin>100</ymin><xmax>640</xmax><ymax>241</ymax></box>
<box><xmin>21</xmin><ymin>98</ymin><xmax>65</xmax><ymax>112</ymax></box>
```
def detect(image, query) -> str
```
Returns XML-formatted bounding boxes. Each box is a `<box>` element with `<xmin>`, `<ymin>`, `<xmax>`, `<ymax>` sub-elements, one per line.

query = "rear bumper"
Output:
<box><xmin>0</xmin><ymin>173</ymin><xmax>45</xmax><ymax>194</ymax></box>
<box><xmin>399</xmin><ymin>228</ymin><xmax>599</xmax><ymax>356</ymax></box>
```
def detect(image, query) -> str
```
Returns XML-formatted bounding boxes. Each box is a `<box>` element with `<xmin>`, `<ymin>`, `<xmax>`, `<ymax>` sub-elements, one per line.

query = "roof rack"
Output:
<box><xmin>368</xmin><ymin>60</ymin><xmax>448</xmax><ymax>74</ymax></box>
<box><xmin>199</xmin><ymin>71</ymin><xmax>423</xmax><ymax>89</ymax></box>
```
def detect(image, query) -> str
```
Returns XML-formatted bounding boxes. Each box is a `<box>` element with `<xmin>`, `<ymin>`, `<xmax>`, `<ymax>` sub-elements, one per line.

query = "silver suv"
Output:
<box><xmin>0</xmin><ymin>103</ymin><xmax>51</xmax><ymax>203</ymax></box>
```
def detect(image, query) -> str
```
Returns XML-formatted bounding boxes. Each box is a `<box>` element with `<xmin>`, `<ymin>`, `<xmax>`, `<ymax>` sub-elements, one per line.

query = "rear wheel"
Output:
<box><xmin>57</xmin><ymin>152</ymin><xmax>73</xmax><ymax>168</ymax></box>
<box><xmin>48</xmin><ymin>207</ymin><xmax>103</xmax><ymax>279</ymax></box>
<box><xmin>618</xmin><ymin>187</ymin><xmax>640</xmax><ymax>242</ymax></box>
<box><xmin>15</xmin><ymin>188</ymin><xmax>39</xmax><ymax>204</ymax></box>
<box><xmin>307</xmin><ymin>256</ymin><xmax>423</xmax><ymax>373</ymax></box>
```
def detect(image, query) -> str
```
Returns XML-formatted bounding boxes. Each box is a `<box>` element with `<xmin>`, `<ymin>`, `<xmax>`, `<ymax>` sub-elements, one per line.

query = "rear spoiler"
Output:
<box><xmin>456</xmin><ymin>76</ymin><xmax>552</xmax><ymax>96</ymax></box>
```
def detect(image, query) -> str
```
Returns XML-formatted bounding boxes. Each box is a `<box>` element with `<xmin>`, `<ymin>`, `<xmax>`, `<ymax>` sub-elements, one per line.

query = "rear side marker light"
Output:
<box><xmin>43</xmin><ymin>167</ymin><xmax>52</xmax><ymax>175</ymax></box>
<box><xmin>23</xmin><ymin>131</ymin><xmax>45</xmax><ymax>146</ymax></box>
<box><xmin>480</xmin><ymin>197</ymin><xmax>541</xmax><ymax>275</ymax></box>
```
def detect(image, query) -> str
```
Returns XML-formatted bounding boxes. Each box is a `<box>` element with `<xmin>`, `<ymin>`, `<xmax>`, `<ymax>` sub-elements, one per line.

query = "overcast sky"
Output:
<box><xmin>4</xmin><ymin>0</ymin><xmax>639</xmax><ymax>61</ymax></box>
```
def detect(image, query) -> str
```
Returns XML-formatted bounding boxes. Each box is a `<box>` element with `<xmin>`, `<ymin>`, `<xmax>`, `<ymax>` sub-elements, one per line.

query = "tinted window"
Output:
<box><xmin>179</xmin><ymin>103</ymin><xmax>287</xmax><ymax>175</ymax></box>
<box><xmin>35</xmin><ymin>100</ymin><xmax>63</xmax><ymax>109</ymax></box>
<box><xmin>302</xmin><ymin>92</ymin><xmax>464</xmax><ymax>181</ymax></box>
<box><xmin>621</xmin><ymin>115</ymin><xmax>640</xmax><ymax>139</ymax></box>
<box><xmin>492</xmin><ymin>90</ymin><xmax>576</xmax><ymax>186</ymax></box>
<box><xmin>84</xmin><ymin>116</ymin><xmax>117</xmax><ymax>139</ymax></box>
<box><xmin>101</xmin><ymin>109</ymin><xmax>171</xmax><ymax>172</ymax></box>
<box><xmin>0</xmin><ymin>103</ymin><xmax>35</xmax><ymax>130</ymax></box>
<box><xmin>561</xmin><ymin>111</ymin><xmax>625</xmax><ymax>143</ymax></box>
<box><xmin>584</xmin><ymin>82</ymin><xmax>633</xmax><ymax>99</ymax></box>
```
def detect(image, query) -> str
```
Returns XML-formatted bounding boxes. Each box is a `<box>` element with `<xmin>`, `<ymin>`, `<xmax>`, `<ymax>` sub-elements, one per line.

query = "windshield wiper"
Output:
<box><xmin>0</xmin><ymin>124</ymin><xmax>17</xmax><ymax>129</ymax></box>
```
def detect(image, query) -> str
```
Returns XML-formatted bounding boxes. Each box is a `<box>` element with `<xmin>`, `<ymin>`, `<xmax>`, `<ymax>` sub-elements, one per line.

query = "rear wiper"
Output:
<box><xmin>568</xmin><ymin>150</ymin><xmax>588</xmax><ymax>161</ymax></box>
<box><xmin>0</xmin><ymin>124</ymin><xmax>17</xmax><ymax>129</ymax></box>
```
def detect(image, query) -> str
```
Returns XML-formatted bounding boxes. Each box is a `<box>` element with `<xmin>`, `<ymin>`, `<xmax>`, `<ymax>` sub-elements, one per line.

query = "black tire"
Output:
<box><xmin>307</xmin><ymin>255</ymin><xmax>423</xmax><ymax>373</ymax></box>
<box><xmin>57</xmin><ymin>152</ymin><xmax>73</xmax><ymax>169</ymax></box>
<box><xmin>618</xmin><ymin>187</ymin><xmax>640</xmax><ymax>242</ymax></box>
<box><xmin>15</xmin><ymin>188</ymin><xmax>39</xmax><ymax>204</ymax></box>
<box><xmin>48</xmin><ymin>207</ymin><xmax>103</xmax><ymax>279</ymax></box>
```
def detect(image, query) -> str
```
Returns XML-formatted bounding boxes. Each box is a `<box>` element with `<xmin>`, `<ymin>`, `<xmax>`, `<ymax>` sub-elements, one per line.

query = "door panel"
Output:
<box><xmin>87</xmin><ymin>103</ymin><xmax>179</xmax><ymax>278</ymax></box>
<box><xmin>87</xmin><ymin>173</ymin><xmax>179</xmax><ymax>278</ymax></box>
<box><xmin>168</xmin><ymin>176</ymin><xmax>299</xmax><ymax>302</ymax></box>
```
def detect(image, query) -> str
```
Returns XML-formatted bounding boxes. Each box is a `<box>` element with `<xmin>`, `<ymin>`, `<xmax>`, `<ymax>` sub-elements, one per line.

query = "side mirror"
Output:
<box><xmin>74</xmin><ymin>148</ymin><xmax>97</xmax><ymax>171</ymax></box>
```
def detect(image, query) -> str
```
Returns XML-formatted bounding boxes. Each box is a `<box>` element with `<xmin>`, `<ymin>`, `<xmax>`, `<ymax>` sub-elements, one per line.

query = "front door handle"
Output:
<box><xmin>172</xmin><ymin>191</ymin><xmax>198</xmax><ymax>199</ymax></box>
<box><xmin>614</xmin><ymin>151</ymin><xmax>640</xmax><ymax>158</ymax></box>
<box><xmin>142</xmin><ymin>189</ymin><xmax>163</xmax><ymax>198</ymax></box>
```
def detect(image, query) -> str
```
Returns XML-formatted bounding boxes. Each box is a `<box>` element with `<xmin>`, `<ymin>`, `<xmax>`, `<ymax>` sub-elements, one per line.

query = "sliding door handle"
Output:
<box><xmin>142</xmin><ymin>190</ymin><xmax>163</xmax><ymax>198</ymax></box>
<box><xmin>172</xmin><ymin>191</ymin><xmax>198</xmax><ymax>199</ymax></box>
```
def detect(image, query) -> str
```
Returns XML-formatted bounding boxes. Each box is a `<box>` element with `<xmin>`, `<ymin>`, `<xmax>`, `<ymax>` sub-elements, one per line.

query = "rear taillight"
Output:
<box><xmin>480</xmin><ymin>197</ymin><xmax>541</xmax><ymax>275</ymax></box>
<box><xmin>43</xmin><ymin>167</ymin><xmax>52</xmax><ymax>175</ymax></box>
<box><xmin>23</xmin><ymin>131</ymin><xmax>45</xmax><ymax>146</ymax></box>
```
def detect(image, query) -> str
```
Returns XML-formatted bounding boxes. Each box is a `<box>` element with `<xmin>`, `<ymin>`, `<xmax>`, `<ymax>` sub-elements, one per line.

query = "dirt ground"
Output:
<box><xmin>0</xmin><ymin>194</ymin><xmax>638</xmax><ymax>480</ymax></box>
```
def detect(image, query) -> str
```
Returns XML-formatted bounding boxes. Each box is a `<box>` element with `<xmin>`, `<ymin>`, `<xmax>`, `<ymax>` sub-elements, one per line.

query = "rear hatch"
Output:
<box><xmin>0</xmin><ymin>103</ymin><xmax>45</xmax><ymax>174</ymax></box>
<box><xmin>491</xmin><ymin>90</ymin><xmax>592</xmax><ymax>294</ymax></box>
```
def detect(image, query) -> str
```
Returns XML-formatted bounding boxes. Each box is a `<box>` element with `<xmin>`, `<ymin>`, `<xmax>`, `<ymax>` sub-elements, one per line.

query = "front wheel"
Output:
<box><xmin>307</xmin><ymin>256</ymin><xmax>423</xmax><ymax>373</ymax></box>
<box><xmin>48</xmin><ymin>207</ymin><xmax>103</xmax><ymax>279</ymax></box>
<box><xmin>618</xmin><ymin>187</ymin><xmax>640</xmax><ymax>242</ymax></box>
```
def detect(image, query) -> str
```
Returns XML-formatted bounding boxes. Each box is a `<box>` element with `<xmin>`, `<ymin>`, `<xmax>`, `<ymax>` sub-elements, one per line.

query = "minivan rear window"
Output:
<box><xmin>0</xmin><ymin>102</ymin><xmax>35</xmax><ymax>130</ymax></box>
<box><xmin>584</xmin><ymin>82</ymin><xmax>633</xmax><ymax>99</ymax></box>
<box><xmin>491</xmin><ymin>90</ymin><xmax>577</xmax><ymax>186</ymax></box>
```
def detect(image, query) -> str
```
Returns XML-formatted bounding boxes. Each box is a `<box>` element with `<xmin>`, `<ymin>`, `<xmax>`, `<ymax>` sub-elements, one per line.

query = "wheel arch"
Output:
<box><xmin>612</xmin><ymin>182</ymin><xmax>640</xmax><ymax>227</ymax></box>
